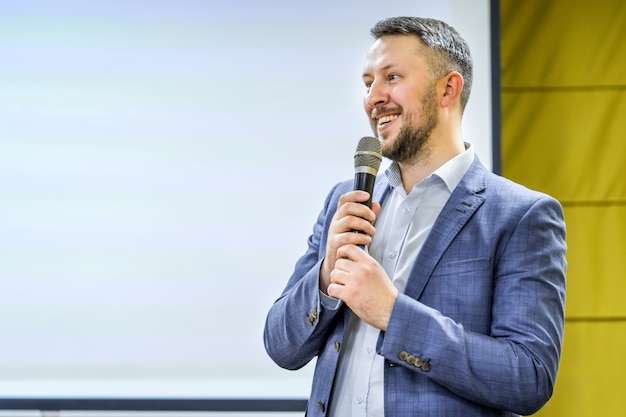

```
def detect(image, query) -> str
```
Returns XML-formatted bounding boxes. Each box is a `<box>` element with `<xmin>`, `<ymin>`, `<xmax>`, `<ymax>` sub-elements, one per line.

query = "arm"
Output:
<box><xmin>380</xmin><ymin>195</ymin><xmax>567</xmax><ymax>415</ymax></box>
<box><xmin>263</xmin><ymin>188</ymin><xmax>340</xmax><ymax>370</ymax></box>
<box><xmin>263</xmin><ymin>184</ymin><xmax>379</xmax><ymax>370</ymax></box>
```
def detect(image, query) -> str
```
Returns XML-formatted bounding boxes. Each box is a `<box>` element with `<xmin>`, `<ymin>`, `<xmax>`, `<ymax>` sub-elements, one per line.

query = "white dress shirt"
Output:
<box><xmin>325</xmin><ymin>144</ymin><xmax>474</xmax><ymax>417</ymax></box>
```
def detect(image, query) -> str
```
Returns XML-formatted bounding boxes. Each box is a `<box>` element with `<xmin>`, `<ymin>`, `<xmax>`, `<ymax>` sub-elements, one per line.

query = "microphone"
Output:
<box><xmin>353</xmin><ymin>136</ymin><xmax>383</xmax><ymax>208</ymax></box>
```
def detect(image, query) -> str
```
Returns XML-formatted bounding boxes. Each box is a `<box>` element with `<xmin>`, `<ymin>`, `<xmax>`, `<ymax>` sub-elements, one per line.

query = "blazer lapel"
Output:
<box><xmin>402</xmin><ymin>158</ymin><xmax>488</xmax><ymax>300</ymax></box>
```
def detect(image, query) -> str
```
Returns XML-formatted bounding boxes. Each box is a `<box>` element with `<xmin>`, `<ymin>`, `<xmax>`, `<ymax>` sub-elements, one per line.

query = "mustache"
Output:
<box><xmin>370</xmin><ymin>106</ymin><xmax>402</xmax><ymax>120</ymax></box>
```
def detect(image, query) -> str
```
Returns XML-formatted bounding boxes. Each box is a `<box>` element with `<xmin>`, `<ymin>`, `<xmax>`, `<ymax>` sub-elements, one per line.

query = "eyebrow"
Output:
<box><xmin>362</xmin><ymin>63</ymin><xmax>398</xmax><ymax>79</ymax></box>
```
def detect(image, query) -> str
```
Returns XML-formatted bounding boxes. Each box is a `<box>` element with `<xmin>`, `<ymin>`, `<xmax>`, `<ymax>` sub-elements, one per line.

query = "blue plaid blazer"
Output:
<box><xmin>264</xmin><ymin>156</ymin><xmax>567</xmax><ymax>417</ymax></box>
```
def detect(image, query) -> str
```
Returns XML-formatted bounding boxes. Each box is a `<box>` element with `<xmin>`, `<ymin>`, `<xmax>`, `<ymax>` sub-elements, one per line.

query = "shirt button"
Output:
<box><xmin>366</xmin><ymin>346</ymin><xmax>372</xmax><ymax>354</ymax></box>
<box><xmin>356</xmin><ymin>396</ymin><xmax>363</xmax><ymax>404</ymax></box>
<box><xmin>388</xmin><ymin>251</ymin><xmax>396</xmax><ymax>259</ymax></box>
<box><xmin>403</xmin><ymin>207</ymin><xmax>410</xmax><ymax>214</ymax></box>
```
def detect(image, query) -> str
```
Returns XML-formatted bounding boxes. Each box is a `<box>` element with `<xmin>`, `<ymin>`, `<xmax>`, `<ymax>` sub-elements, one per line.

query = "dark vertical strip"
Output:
<box><xmin>490</xmin><ymin>0</ymin><xmax>502</xmax><ymax>175</ymax></box>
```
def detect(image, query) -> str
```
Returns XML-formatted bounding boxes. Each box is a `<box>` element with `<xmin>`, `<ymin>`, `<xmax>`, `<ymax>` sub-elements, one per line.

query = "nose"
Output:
<box><xmin>365</xmin><ymin>79</ymin><xmax>388</xmax><ymax>109</ymax></box>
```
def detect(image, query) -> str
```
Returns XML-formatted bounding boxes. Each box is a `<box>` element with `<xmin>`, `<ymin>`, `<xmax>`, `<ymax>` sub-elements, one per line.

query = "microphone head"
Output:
<box><xmin>354</xmin><ymin>136</ymin><xmax>382</xmax><ymax>173</ymax></box>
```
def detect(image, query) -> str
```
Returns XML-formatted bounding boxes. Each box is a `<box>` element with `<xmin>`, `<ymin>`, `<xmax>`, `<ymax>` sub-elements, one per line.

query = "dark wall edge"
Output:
<box><xmin>490</xmin><ymin>0</ymin><xmax>502</xmax><ymax>175</ymax></box>
<box><xmin>0</xmin><ymin>398</ymin><xmax>307</xmax><ymax>412</ymax></box>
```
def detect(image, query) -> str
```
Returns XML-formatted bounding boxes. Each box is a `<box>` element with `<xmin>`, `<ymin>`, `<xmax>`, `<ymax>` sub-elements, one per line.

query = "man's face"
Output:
<box><xmin>362</xmin><ymin>35</ymin><xmax>439</xmax><ymax>163</ymax></box>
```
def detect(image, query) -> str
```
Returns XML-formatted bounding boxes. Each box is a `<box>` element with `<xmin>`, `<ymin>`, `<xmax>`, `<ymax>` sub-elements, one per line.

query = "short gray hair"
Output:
<box><xmin>370</xmin><ymin>16</ymin><xmax>473</xmax><ymax>111</ymax></box>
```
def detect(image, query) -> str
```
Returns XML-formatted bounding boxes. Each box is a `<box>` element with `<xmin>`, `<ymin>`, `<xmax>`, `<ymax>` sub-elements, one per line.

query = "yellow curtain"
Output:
<box><xmin>500</xmin><ymin>0</ymin><xmax>626</xmax><ymax>415</ymax></box>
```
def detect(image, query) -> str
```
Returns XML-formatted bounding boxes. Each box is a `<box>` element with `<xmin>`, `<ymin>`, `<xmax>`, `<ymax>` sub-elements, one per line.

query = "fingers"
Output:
<box><xmin>337</xmin><ymin>191</ymin><xmax>377</xmax><ymax>223</ymax></box>
<box><xmin>333</xmin><ymin>191</ymin><xmax>377</xmax><ymax>237</ymax></box>
<box><xmin>322</xmin><ymin>190</ymin><xmax>377</xmax><ymax>290</ymax></box>
<box><xmin>329</xmin><ymin>245</ymin><xmax>366</xmax><ymax>287</ymax></box>
<box><xmin>335</xmin><ymin>242</ymin><xmax>365</xmax><ymax>261</ymax></box>
<box><xmin>327</xmin><ymin>263</ymin><xmax>349</xmax><ymax>300</ymax></box>
<box><xmin>326</xmin><ymin>244</ymin><xmax>398</xmax><ymax>331</ymax></box>
<box><xmin>371</xmin><ymin>201</ymin><xmax>381</xmax><ymax>218</ymax></box>
<box><xmin>327</xmin><ymin>246</ymin><xmax>357</xmax><ymax>298</ymax></box>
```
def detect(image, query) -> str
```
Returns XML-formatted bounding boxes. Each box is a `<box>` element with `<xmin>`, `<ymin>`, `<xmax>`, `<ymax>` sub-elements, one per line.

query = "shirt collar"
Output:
<box><xmin>385</xmin><ymin>142</ymin><xmax>474</xmax><ymax>193</ymax></box>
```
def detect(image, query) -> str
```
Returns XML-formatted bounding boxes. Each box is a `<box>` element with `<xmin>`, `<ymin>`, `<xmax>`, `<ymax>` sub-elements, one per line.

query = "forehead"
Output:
<box><xmin>363</xmin><ymin>34</ymin><xmax>428</xmax><ymax>74</ymax></box>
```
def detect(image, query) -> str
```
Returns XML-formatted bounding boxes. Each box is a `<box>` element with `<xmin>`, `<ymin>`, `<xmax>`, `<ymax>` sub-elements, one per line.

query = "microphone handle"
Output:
<box><xmin>354</xmin><ymin>172</ymin><xmax>376</xmax><ymax>208</ymax></box>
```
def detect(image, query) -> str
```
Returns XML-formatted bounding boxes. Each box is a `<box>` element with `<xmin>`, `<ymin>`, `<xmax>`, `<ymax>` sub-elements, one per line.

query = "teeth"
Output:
<box><xmin>378</xmin><ymin>115</ymin><xmax>398</xmax><ymax>126</ymax></box>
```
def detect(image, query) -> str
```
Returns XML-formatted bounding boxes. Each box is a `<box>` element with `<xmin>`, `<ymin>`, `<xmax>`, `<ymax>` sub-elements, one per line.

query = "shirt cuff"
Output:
<box><xmin>319</xmin><ymin>290</ymin><xmax>342</xmax><ymax>311</ymax></box>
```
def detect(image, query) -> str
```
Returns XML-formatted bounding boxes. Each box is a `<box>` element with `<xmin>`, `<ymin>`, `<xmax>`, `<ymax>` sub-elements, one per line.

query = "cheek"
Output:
<box><xmin>363</xmin><ymin>100</ymin><xmax>375</xmax><ymax>125</ymax></box>
<box><xmin>362</xmin><ymin>97</ymin><xmax>370</xmax><ymax>114</ymax></box>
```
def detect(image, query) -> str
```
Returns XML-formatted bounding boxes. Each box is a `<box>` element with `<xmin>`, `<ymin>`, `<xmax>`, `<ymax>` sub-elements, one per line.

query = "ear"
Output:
<box><xmin>439</xmin><ymin>71</ymin><xmax>464</xmax><ymax>109</ymax></box>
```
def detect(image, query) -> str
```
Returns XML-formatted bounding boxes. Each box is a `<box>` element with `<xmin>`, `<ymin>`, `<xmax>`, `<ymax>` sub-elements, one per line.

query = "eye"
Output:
<box><xmin>388</xmin><ymin>73</ymin><xmax>400</xmax><ymax>82</ymax></box>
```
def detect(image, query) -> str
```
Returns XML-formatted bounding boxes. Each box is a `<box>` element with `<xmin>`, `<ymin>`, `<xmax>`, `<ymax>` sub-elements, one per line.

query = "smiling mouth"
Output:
<box><xmin>377</xmin><ymin>114</ymin><xmax>399</xmax><ymax>127</ymax></box>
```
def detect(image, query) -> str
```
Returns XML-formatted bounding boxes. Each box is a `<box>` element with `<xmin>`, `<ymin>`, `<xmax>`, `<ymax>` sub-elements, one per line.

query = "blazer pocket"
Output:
<box><xmin>431</xmin><ymin>257</ymin><xmax>492</xmax><ymax>277</ymax></box>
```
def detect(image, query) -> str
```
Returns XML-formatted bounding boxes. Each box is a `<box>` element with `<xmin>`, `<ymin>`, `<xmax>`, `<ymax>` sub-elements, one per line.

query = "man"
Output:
<box><xmin>264</xmin><ymin>16</ymin><xmax>566</xmax><ymax>417</ymax></box>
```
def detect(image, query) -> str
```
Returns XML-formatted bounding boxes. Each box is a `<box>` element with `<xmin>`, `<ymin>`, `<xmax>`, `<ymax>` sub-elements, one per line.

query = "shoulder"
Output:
<box><xmin>466</xmin><ymin>157</ymin><xmax>562</xmax><ymax>212</ymax></box>
<box><xmin>455</xmin><ymin>159</ymin><xmax>565</xmax><ymax>240</ymax></box>
<box><xmin>485</xmin><ymin>172</ymin><xmax>563</xmax><ymax>218</ymax></box>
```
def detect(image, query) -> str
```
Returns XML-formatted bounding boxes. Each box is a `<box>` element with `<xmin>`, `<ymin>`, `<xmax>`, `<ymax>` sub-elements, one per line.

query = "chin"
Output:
<box><xmin>377</xmin><ymin>129</ymin><xmax>395</xmax><ymax>143</ymax></box>
<box><xmin>379</xmin><ymin>138</ymin><xmax>394</xmax><ymax>157</ymax></box>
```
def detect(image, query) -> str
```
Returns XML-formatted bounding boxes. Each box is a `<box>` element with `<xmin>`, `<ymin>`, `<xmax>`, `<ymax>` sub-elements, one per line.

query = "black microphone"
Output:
<box><xmin>353</xmin><ymin>136</ymin><xmax>382</xmax><ymax>208</ymax></box>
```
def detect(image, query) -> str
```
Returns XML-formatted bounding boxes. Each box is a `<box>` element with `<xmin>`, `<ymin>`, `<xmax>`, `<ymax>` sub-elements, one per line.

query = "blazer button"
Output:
<box><xmin>421</xmin><ymin>359</ymin><xmax>431</xmax><ymax>372</ymax></box>
<box><xmin>414</xmin><ymin>357</ymin><xmax>423</xmax><ymax>367</ymax></box>
<box><xmin>398</xmin><ymin>351</ymin><xmax>408</xmax><ymax>361</ymax></box>
<box><xmin>334</xmin><ymin>340</ymin><xmax>340</xmax><ymax>352</ymax></box>
<box><xmin>317</xmin><ymin>401</ymin><xmax>325</xmax><ymax>412</ymax></box>
<box><xmin>406</xmin><ymin>354</ymin><xmax>416</xmax><ymax>365</ymax></box>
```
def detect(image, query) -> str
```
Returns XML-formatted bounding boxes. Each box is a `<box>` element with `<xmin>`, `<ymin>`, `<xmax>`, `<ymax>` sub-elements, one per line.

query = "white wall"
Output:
<box><xmin>0</xmin><ymin>0</ymin><xmax>491</xmax><ymax>406</ymax></box>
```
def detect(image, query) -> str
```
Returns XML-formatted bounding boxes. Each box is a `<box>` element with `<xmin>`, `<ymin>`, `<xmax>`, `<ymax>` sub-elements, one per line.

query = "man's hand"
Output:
<box><xmin>320</xmin><ymin>190</ymin><xmax>380</xmax><ymax>294</ymax></box>
<box><xmin>328</xmin><ymin>244</ymin><xmax>398</xmax><ymax>331</ymax></box>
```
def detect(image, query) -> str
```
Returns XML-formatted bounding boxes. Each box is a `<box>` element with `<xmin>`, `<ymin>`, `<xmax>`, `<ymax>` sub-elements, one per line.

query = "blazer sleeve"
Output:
<box><xmin>379</xmin><ymin>193</ymin><xmax>567</xmax><ymax>416</ymax></box>
<box><xmin>263</xmin><ymin>181</ymin><xmax>348</xmax><ymax>370</ymax></box>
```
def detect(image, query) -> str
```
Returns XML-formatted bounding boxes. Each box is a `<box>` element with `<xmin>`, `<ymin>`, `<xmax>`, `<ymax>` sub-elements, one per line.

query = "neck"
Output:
<box><xmin>398</xmin><ymin>133</ymin><xmax>465</xmax><ymax>194</ymax></box>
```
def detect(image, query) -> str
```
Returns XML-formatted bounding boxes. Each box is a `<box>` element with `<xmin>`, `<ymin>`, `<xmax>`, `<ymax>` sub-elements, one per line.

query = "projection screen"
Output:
<box><xmin>0</xmin><ymin>0</ymin><xmax>494</xmax><ymax>409</ymax></box>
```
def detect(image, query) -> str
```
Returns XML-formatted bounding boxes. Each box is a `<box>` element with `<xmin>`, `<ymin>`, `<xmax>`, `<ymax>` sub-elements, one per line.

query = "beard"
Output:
<box><xmin>378</xmin><ymin>86</ymin><xmax>439</xmax><ymax>164</ymax></box>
